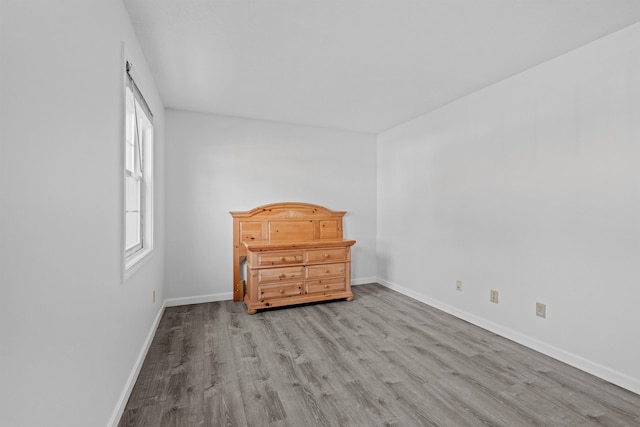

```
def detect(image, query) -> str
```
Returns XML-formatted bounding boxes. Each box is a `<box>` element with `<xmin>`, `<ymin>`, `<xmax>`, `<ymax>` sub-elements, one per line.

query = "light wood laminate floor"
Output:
<box><xmin>118</xmin><ymin>284</ymin><xmax>640</xmax><ymax>426</ymax></box>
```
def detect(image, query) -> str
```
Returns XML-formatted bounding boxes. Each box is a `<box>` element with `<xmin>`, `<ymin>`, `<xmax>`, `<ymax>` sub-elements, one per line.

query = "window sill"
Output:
<box><xmin>124</xmin><ymin>247</ymin><xmax>154</xmax><ymax>280</ymax></box>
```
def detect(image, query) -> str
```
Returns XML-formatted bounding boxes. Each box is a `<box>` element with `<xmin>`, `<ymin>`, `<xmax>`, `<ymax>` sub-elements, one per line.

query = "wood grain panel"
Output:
<box><xmin>305</xmin><ymin>263</ymin><xmax>345</xmax><ymax>279</ymax></box>
<box><xmin>239</xmin><ymin>221</ymin><xmax>262</xmax><ymax>242</ymax></box>
<box><xmin>306</xmin><ymin>278</ymin><xmax>346</xmax><ymax>294</ymax></box>
<box><xmin>258</xmin><ymin>282</ymin><xmax>304</xmax><ymax>301</ymax></box>
<box><xmin>267</xmin><ymin>220</ymin><xmax>314</xmax><ymax>242</ymax></box>
<box><xmin>257</xmin><ymin>251</ymin><xmax>303</xmax><ymax>266</ymax></box>
<box><xmin>305</xmin><ymin>248</ymin><xmax>346</xmax><ymax>263</ymax></box>
<box><xmin>319</xmin><ymin>220</ymin><xmax>340</xmax><ymax>239</ymax></box>
<box><xmin>257</xmin><ymin>266</ymin><xmax>304</xmax><ymax>284</ymax></box>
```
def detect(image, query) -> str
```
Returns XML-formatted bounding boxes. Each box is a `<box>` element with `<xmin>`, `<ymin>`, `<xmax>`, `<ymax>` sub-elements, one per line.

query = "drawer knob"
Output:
<box><xmin>278</xmin><ymin>273</ymin><xmax>285</xmax><ymax>279</ymax></box>
<box><xmin>324</xmin><ymin>285</ymin><xmax>329</xmax><ymax>289</ymax></box>
<box><xmin>279</xmin><ymin>289</ymin><xmax>284</xmax><ymax>294</ymax></box>
<box><xmin>324</xmin><ymin>253</ymin><xmax>329</xmax><ymax>258</ymax></box>
<box><xmin>279</xmin><ymin>256</ymin><xmax>285</xmax><ymax>261</ymax></box>
<box><xmin>324</xmin><ymin>269</ymin><xmax>329</xmax><ymax>273</ymax></box>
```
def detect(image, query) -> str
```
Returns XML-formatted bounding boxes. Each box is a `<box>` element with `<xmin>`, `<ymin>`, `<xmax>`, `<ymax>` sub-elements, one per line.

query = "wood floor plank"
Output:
<box><xmin>202</xmin><ymin>302</ymin><xmax>248</xmax><ymax>427</ymax></box>
<box><xmin>119</xmin><ymin>284</ymin><xmax>640</xmax><ymax>427</ymax></box>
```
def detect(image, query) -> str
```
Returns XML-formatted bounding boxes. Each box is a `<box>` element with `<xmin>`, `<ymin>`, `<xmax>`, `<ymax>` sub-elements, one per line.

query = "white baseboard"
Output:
<box><xmin>165</xmin><ymin>291</ymin><xmax>233</xmax><ymax>307</ymax></box>
<box><xmin>106</xmin><ymin>278</ymin><xmax>376</xmax><ymax>426</ymax></box>
<box><xmin>352</xmin><ymin>276</ymin><xmax>378</xmax><ymax>286</ymax></box>
<box><xmin>108</xmin><ymin>302</ymin><xmax>166</xmax><ymax>427</ymax></box>
<box><xmin>164</xmin><ymin>279</ymin><xmax>375</xmax><ymax>306</ymax></box>
<box><xmin>112</xmin><ymin>277</ymin><xmax>638</xmax><ymax>427</ymax></box>
<box><xmin>376</xmin><ymin>278</ymin><xmax>640</xmax><ymax>396</ymax></box>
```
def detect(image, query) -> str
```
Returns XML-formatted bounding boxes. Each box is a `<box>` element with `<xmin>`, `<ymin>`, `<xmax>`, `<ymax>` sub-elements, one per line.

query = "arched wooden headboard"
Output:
<box><xmin>229</xmin><ymin>202</ymin><xmax>349</xmax><ymax>301</ymax></box>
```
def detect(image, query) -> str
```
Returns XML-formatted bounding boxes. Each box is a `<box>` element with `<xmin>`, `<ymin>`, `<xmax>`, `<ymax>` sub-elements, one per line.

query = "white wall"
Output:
<box><xmin>2</xmin><ymin>4</ymin><xmax>637</xmax><ymax>427</ymax></box>
<box><xmin>165</xmin><ymin>110</ymin><xmax>377</xmax><ymax>303</ymax></box>
<box><xmin>377</xmin><ymin>23</ymin><xmax>640</xmax><ymax>393</ymax></box>
<box><xmin>0</xmin><ymin>1</ymin><xmax>165</xmax><ymax>426</ymax></box>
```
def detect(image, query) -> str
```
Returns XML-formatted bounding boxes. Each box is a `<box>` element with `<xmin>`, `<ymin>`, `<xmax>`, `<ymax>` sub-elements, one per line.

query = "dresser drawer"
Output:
<box><xmin>306</xmin><ymin>263</ymin><xmax>345</xmax><ymax>279</ymax></box>
<box><xmin>257</xmin><ymin>251</ymin><xmax>303</xmax><ymax>267</ymax></box>
<box><xmin>306</xmin><ymin>278</ymin><xmax>346</xmax><ymax>295</ymax></box>
<box><xmin>258</xmin><ymin>282</ymin><xmax>303</xmax><ymax>301</ymax></box>
<box><xmin>305</xmin><ymin>248</ymin><xmax>347</xmax><ymax>263</ymax></box>
<box><xmin>258</xmin><ymin>266</ymin><xmax>304</xmax><ymax>284</ymax></box>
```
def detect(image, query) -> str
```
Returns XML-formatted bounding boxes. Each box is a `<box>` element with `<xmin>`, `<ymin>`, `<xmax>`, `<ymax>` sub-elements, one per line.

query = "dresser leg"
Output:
<box><xmin>247</xmin><ymin>308</ymin><xmax>257</xmax><ymax>314</ymax></box>
<box><xmin>346</xmin><ymin>296</ymin><xmax>353</xmax><ymax>301</ymax></box>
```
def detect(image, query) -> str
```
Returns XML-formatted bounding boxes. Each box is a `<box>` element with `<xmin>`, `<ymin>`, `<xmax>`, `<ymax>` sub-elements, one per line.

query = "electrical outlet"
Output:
<box><xmin>456</xmin><ymin>280</ymin><xmax>462</xmax><ymax>291</ymax></box>
<box><xmin>490</xmin><ymin>290</ymin><xmax>499</xmax><ymax>304</ymax></box>
<box><xmin>536</xmin><ymin>302</ymin><xmax>546</xmax><ymax>318</ymax></box>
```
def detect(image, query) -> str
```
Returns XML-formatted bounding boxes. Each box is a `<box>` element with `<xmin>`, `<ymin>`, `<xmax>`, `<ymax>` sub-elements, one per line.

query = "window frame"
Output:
<box><xmin>123</xmin><ymin>51</ymin><xmax>154</xmax><ymax>277</ymax></box>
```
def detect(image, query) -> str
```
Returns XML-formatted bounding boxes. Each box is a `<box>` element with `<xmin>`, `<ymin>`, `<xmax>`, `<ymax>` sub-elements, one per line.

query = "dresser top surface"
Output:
<box><xmin>243</xmin><ymin>238</ymin><xmax>356</xmax><ymax>252</ymax></box>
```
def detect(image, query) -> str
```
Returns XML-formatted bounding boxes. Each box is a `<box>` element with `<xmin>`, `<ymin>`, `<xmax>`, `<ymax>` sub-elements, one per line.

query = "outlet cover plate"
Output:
<box><xmin>490</xmin><ymin>290</ymin><xmax>499</xmax><ymax>304</ymax></box>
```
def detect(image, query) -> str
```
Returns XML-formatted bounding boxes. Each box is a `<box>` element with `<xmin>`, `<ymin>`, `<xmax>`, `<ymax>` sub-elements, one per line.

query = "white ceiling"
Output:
<box><xmin>124</xmin><ymin>0</ymin><xmax>640</xmax><ymax>134</ymax></box>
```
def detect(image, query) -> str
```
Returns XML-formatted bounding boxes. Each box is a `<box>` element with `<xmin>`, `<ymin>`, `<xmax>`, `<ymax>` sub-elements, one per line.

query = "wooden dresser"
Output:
<box><xmin>230</xmin><ymin>202</ymin><xmax>356</xmax><ymax>314</ymax></box>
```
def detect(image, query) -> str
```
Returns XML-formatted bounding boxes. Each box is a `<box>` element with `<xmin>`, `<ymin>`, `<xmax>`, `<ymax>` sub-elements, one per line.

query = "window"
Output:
<box><xmin>124</xmin><ymin>61</ymin><xmax>153</xmax><ymax>271</ymax></box>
